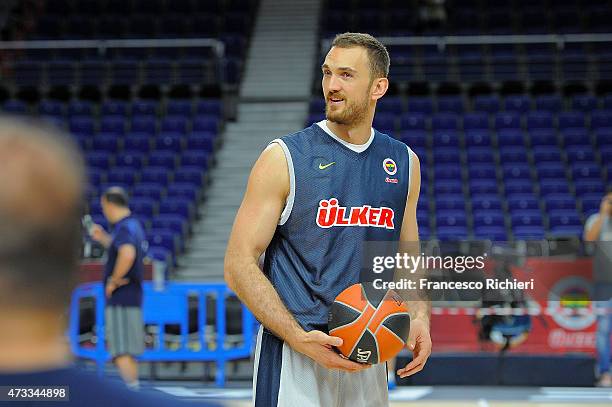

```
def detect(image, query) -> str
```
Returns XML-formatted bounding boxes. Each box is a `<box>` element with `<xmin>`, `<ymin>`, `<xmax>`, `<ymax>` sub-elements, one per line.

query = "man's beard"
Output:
<box><xmin>325</xmin><ymin>93</ymin><xmax>369</xmax><ymax>126</ymax></box>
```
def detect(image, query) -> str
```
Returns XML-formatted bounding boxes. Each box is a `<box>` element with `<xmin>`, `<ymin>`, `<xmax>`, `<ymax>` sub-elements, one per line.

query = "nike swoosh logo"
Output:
<box><xmin>319</xmin><ymin>162</ymin><xmax>336</xmax><ymax>170</ymax></box>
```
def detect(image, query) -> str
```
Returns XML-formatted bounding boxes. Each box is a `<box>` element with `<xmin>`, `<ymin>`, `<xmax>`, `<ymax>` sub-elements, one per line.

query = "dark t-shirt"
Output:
<box><xmin>103</xmin><ymin>216</ymin><xmax>147</xmax><ymax>307</ymax></box>
<box><xmin>0</xmin><ymin>366</ymin><xmax>217</xmax><ymax>406</ymax></box>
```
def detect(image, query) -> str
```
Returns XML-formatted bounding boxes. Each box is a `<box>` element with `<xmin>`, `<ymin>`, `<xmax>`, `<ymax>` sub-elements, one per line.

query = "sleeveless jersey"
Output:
<box><xmin>263</xmin><ymin>121</ymin><xmax>413</xmax><ymax>331</ymax></box>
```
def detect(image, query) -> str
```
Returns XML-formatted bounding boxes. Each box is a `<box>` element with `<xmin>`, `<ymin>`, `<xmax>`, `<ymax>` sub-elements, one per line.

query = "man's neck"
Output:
<box><xmin>0</xmin><ymin>311</ymin><xmax>71</xmax><ymax>373</ymax></box>
<box><xmin>111</xmin><ymin>209</ymin><xmax>131</xmax><ymax>224</ymax></box>
<box><xmin>325</xmin><ymin>119</ymin><xmax>372</xmax><ymax>145</ymax></box>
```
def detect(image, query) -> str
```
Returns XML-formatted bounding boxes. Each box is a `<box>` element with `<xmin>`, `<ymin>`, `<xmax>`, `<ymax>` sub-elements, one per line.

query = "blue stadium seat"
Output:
<box><xmin>536</xmin><ymin>163</ymin><xmax>566</xmax><ymax>180</ymax></box>
<box><xmin>148</xmin><ymin>230</ymin><xmax>179</xmax><ymax>264</ymax></box>
<box><xmin>511</xmin><ymin>211</ymin><xmax>543</xmax><ymax>227</ymax></box>
<box><xmin>161</xmin><ymin>116</ymin><xmax>188</xmax><ymax>135</ymax></box>
<box><xmin>167</xmin><ymin>100</ymin><xmax>193</xmax><ymax>117</ymax></box>
<box><xmin>107</xmin><ymin>167</ymin><xmax>137</xmax><ymax>187</ymax></box>
<box><xmin>132</xmin><ymin>101</ymin><xmax>158</xmax><ymax>116</ymax></box>
<box><xmin>407</xmin><ymin>98</ymin><xmax>434</xmax><ymax>115</ymax></box>
<box><xmin>101</xmin><ymin>101</ymin><xmax>129</xmax><ymax>117</ymax></box>
<box><xmin>437</xmin><ymin>96</ymin><xmax>465</xmax><ymax>114</ymax></box>
<box><xmin>68</xmin><ymin>101</ymin><xmax>94</xmax><ymax>117</ymax></box>
<box><xmin>503</xmin><ymin>95</ymin><xmax>531</xmax><ymax>114</ymax></box>
<box><xmin>533</xmin><ymin>146</ymin><xmax>562</xmax><ymax>163</ymax></box>
<box><xmin>581</xmin><ymin>193</ymin><xmax>603</xmax><ymax>215</ymax></box>
<box><xmin>463</xmin><ymin>113</ymin><xmax>489</xmax><ymax>131</ymax></box>
<box><xmin>566</xmin><ymin>145</ymin><xmax>595</xmax><ymax>163</ymax></box>
<box><xmin>132</xmin><ymin>183</ymin><xmax>164</xmax><ymax>201</ymax></box>
<box><xmin>526</xmin><ymin>111</ymin><xmax>554</xmax><ymax>130</ymax></box>
<box><xmin>513</xmin><ymin>225</ymin><xmax>545</xmax><ymax>240</ymax></box>
<box><xmin>436</xmin><ymin>226</ymin><xmax>468</xmax><ymax>241</ymax></box>
<box><xmin>469</xmin><ymin>179</ymin><xmax>498</xmax><ymax>195</ymax></box>
<box><xmin>548</xmin><ymin>210</ymin><xmax>582</xmax><ymax>228</ymax></box>
<box><xmin>148</xmin><ymin>151</ymin><xmax>178</xmax><ymax>169</ymax></box>
<box><xmin>502</xmin><ymin>163</ymin><xmax>531</xmax><ymax>179</ymax></box>
<box><xmin>92</xmin><ymin>134</ymin><xmax>120</xmax><ymax>153</ymax></box>
<box><xmin>507</xmin><ymin>194</ymin><xmax>540</xmax><ymax>211</ymax></box>
<box><xmin>124</xmin><ymin>133</ymin><xmax>152</xmax><ymax>152</ymax></box>
<box><xmin>174</xmin><ymin>166</ymin><xmax>205</xmax><ymax>188</ymax></box>
<box><xmin>473</xmin><ymin>95</ymin><xmax>500</xmax><ymax>114</ymax></box>
<box><xmin>131</xmin><ymin>116</ymin><xmax>157</xmax><ymax>135</ymax></box>
<box><xmin>131</xmin><ymin>197</ymin><xmax>158</xmax><ymax>218</ymax></box>
<box><xmin>594</xmin><ymin>128</ymin><xmax>612</xmax><ymax>147</ymax></box>
<box><xmin>70</xmin><ymin>116</ymin><xmax>95</xmax><ymax>136</ymax></box>
<box><xmin>434</xmin><ymin>180</ymin><xmax>463</xmax><ymax>194</ymax></box>
<box><xmin>529</xmin><ymin>129</ymin><xmax>558</xmax><ymax>147</ymax></box>
<box><xmin>187</xmin><ymin>133</ymin><xmax>215</xmax><ymax>153</ymax></box>
<box><xmin>473</xmin><ymin>211</ymin><xmax>505</xmax><ymax>228</ymax></box>
<box><xmin>467</xmin><ymin>147</ymin><xmax>495</xmax><ymax>164</ymax></box>
<box><xmin>535</xmin><ymin>95</ymin><xmax>563</xmax><ymax>113</ymax></box>
<box><xmin>432</xmin><ymin>130</ymin><xmax>460</xmax><ymax>147</ymax></box>
<box><xmin>399</xmin><ymin>130</ymin><xmax>428</xmax><ymax>148</ymax></box>
<box><xmin>116</xmin><ymin>152</ymin><xmax>146</xmax><ymax>170</ymax></box>
<box><xmin>591</xmin><ymin>109</ymin><xmax>612</xmax><ymax>130</ymax></box>
<box><xmin>87</xmin><ymin>168</ymin><xmax>105</xmax><ymax>186</ymax></box>
<box><xmin>544</xmin><ymin>194</ymin><xmax>576</xmax><ymax>211</ymax></box>
<box><xmin>155</xmin><ymin>133</ymin><xmax>185</xmax><ymax>153</ymax></box>
<box><xmin>436</xmin><ymin>210</ymin><xmax>467</xmax><ymax>227</ymax></box>
<box><xmin>474</xmin><ymin>226</ymin><xmax>507</xmax><ymax>241</ymax></box>
<box><xmin>558</xmin><ymin>111</ymin><xmax>586</xmax><ymax>130</ymax></box>
<box><xmin>141</xmin><ymin>166</ymin><xmax>171</xmax><ymax>186</ymax></box>
<box><xmin>549</xmin><ymin>225</ymin><xmax>583</xmax><ymax>237</ymax></box>
<box><xmin>504</xmin><ymin>179</ymin><xmax>534</xmax><ymax>195</ymax></box>
<box><xmin>497</xmin><ymin>130</ymin><xmax>525</xmax><ymax>147</ymax></box>
<box><xmin>193</xmin><ymin>116</ymin><xmax>219</xmax><ymax>133</ymax></box>
<box><xmin>494</xmin><ymin>112</ymin><xmax>522</xmax><ymax>131</ymax></box>
<box><xmin>377</xmin><ymin>97</ymin><xmax>403</xmax><ymax>114</ymax></box>
<box><xmin>435</xmin><ymin>194</ymin><xmax>466</xmax><ymax>210</ymax></box>
<box><xmin>100</xmin><ymin>116</ymin><xmax>126</xmax><ymax>135</ymax></box>
<box><xmin>167</xmin><ymin>182</ymin><xmax>199</xmax><ymax>201</ymax></box>
<box><xmin>432</xmin><ymin>113</ymin><xmax>460</xmax><ymax>131</ymax></box>
<box><xmin>468</xmin><ymin>164</ymin><xmax>497</xmax><ymax>179</ymax></box>
<box><xmin>539</xmin><ymin>179</ymin><xmax>570</xmax><ymax>196</ymax></box>
<box><xmin>196</xmin><ymin>100</ymin><xmax>222</xmax><ymax>117</ymax></box>
<box><xmin>38</xmin><ymin>100</ymin><xmax>65</xmax><ymax>117</ymax></box>
<box><xmin>499</xmin><ymin>146</ymin><xmax>528</xmax><ymax>163</ymax></box>
<box><xmin>433</xmin><ymin>147</ymin><xmax>461</xmax><ymax>164</ymax></box>
<box><xmin>575</xmin><ymin>179</ymin><xmax>605</xmax><ymax>196</ymax></box>
<box><xmin>571</xmin><ymin>163</ymin><xmax>602</xmax><ymax>181</ymax></box>
<box><xmin>373</xmin><ymin>113</ymin><xmax>396</xmax><ymax>133</ymax></box>
<box><xmin>159</xmin><ymin>197</ymin><xmax>194</xmax><ymax>222</ymax></box>
<box><xmin>464</xmin><ymin>130</ymin><xmax>491</xmax><ymax>147</ymax></box>
<box><xmin>180</xmin><ymin>151</ymin><xmax>209</xmax><ymax>169</ymax></box>
<box><xmin>399</xmin><ymin>113</ymin><xmax>427</xmax><ymax>131</ymax></box>
<box><xmin>472</xmin><ymin>194</ymin><xmax>503</xmax><ymax>211</ymax></box>
<box><xmin>571</xmin><ymin>95</ymin><xmax>598</xmax><ymax>112</ymax></box>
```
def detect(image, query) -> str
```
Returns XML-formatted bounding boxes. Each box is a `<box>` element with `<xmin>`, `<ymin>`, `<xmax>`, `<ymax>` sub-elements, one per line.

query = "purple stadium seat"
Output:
<box><xmin>544</xmin><ymin>194</ymin><xmax>576</xmax><ymax>211</ymax></box>
<box><xmin>582</xmin><ymin>194</ymin><xmax>603</xmax><ymax>215</ymax></box>
<box><xmin>100</xmin><ymin>116</ymin><xmax>126</xmax><ymax>135</ymax></box>
<box><xmin>539</xmin><ymin>179</ymin><xmax>570</xmax><ymax>196</ymax></box>
<box><xmin>511</xmin><ymin>211</ymin><xmax>543</xmax><ymax>227</ymax></box>
<box><xmin>433</xmin><ymin>147</ymin><xmax>461</xmax><ymax>164</ymax></box>
<box><xmin>400</xmin><ymin>113</ymin><xmax>427</xmax><ymax>131</ymax></box>
<box><xmin>132</xmin><ymin>183</ymin><xmax>164</xmax><ymax>201</ymax></box>
<box><xmin>502</xmin><ymin>163</ymin><xmax>531</xmax><ymax>179</ymax></box>
<box><xmin>132</xmin><ymin>101</ymin><xmax>158</xmax><ymax>116</ymax></box>
<box><xmin>187</xmin><ymin>133</ymin><xmax>214</xmax><ymax>153</ymax></box>
<box><xmin>437</xmin><ymin>96</ymin><xmax>465</xmax><ymax>114</ymax></box>
<box><xmin>377</xmin><ymin>97</ymin><xmax>403</xmax><ymax>114</ymax></box>
<box><xmin>571</xmin><ymin>163</ymin><xmax>602</xmax><ymax>181</ymax></box>
<box><xmin>155</xmin><ymin>133</ymin><xmax>185</xmax><ymax>153</ymax></box>
<box><xmin>148</xmin><ymin>230</ymin><xmax>179</xmax><ymax>264</ymax></box>
<box><xmin>107</xmin><ymin>167</ymin><xmax>137</xmax><ymax>187</ymax></box>
<box><xmin>465</xmin><ymin>130</ymin><xmax>491</xmax><ymax>147</ymax></box>
<box><xmin>373</xmin><ymin>113</ymin><xmax>396</xmax><ymax>133</ymax></box>
<box><xmin>196</xmin><ymin>100</ymin><xmax>222</xmax><ymax>117</ymax></box>
<box><xmin>167</xmin><ymin>100</ymin><xmax>193</xmax><ymax>117</ymax></box>
<box><xmin>468</xmin><ymin>164</ymin><xmax>497</xmax><ymax>179</ymax></box>
<box><xmin>463</xmin><ymin>113</ymin><xmax>489</xmax><ymax>131</ymax></box>
<box><xmin>513</xmin><ymin>226</ymin><xmax>545</xmax><ymax>240</ymax></box>
<box><xmin>432</xmin><ymin>130</ymin><xmax>460</xmax><ymax>147</ymax></box>
<box><xmin>536</xmin><ymin>163</ymin><xmax>566</xmax><ymax>179</ymax></box>
<box><xmin>432</xmin><ymin>113</ymin><xmax>460</xmax><ymax>131</ymax></box>
<box><xmin>473</xmin><ymin>95</ymin><xmax>500</xmax><ymax>114</ymax></box>
<box><xmin>575</xmin><ymin>179</ymin><xmax>605</xmax><ymax>197</ymax></box>
<box><xmin>124</xmin><ymin>133</ymin><xmax>152</xmax><ymax>152</ymax></box>
<box><xmin>535</xmin><ymin>95</ymin><xmax>563</xmax><ymax>113</ymax></box>
<box><xmin>131</xmin><ymin>116</ymin><xmax>157</xmax><ymax>135</ymax></box>
<box><xmin>499</xmin><ymin>146</ymin><xmax>528</xmax><ymax>163</ymax></box>
<box><xmin>507</xmin><ymin>194</ymin><xmax>540</xmax><ymax>211</ymax></box>
<box><xmin>148</xmin><ymin>151</ymin><xmax>178</xmax><ymax>170</ymax></box>
<box><xmin>159</xmin><ymin>197</ymin><xmax>194</xmax><ymax>221</ymax></box>
<box><xmin>549</xmin><ymin>210</ymin><xmax>581</xmax><ymax>228</ymax></box>
<box><xmin>193</xmin><ymin>116</ymin><xmax>219</xmax><ymax>133</ymax></box>
<box><xmin>529</xmin><ymin>129</ymin><xmax>558</xmax><ymax>147</ymax></box>
<box><xmin>116</xmin><ymin>152</ymin><xmax>145</xmax><ymax>170</ymax></box>
<box><xmin>68</xmin><ymin>101</ymin><xmax>93</xmax><ymax>117</ymax></box>
<box><xmin>70</xmin><ymin>116</ymin><xmax>95</xmax><ymax>136</ymax></box>
<box><xmin>161</xmin><ymin>116</ymin><xmax>188</xmax><ymax>135</ymax></box>
<box><xmin>101</xmin><ymin>101</ymin><xmax>129</xmax><ymax>117</ymax></box>
<box><xmin>591</xmin><ymin>110</ymin><xmax>612</xmax><ymax>130</ymax></box>
<box><xmin>494</xmin><ymin>112</ymin><xmax>522</xmax><ymax>131</ymax></box>
<box><xmin>571</xmin><ymin>95</ymin><xmax>598</xmax><ymax>112</ymax></box>
<box><xmin>92</xmin><ymin>134</ymin><xmax>120</xmax><ymax>153</ymax></box>
<box><xmin>141</xmin><ymin>166</ymin><xmax>171</xmax><ymax>186</ymax></box>
<box><xmin>558</xmin><ymin>111</ymin><xmax>586</xmax><ymax>130</ymax></box>
<box><xmin>526</xmin><ymin>111</ymin><xmax>554</xmax><ymax>130</ymax></box>
<box><xmin>474</xmin><ymin>226</ymin><xmax>507</xmax><ymax>241</ymax></box>
<box><xmin>503</xmin><ymin>95</ymin><xmax>531</xmax><ymax>114</ymax></box>
<box><xmin>174</xmin><ymin>166</ymin><xmax>205</xmax><ymax>187</ymax></box>
<box><xmin>86</xmin><ymin>151</ymin><xmax>112</xmax><ymax>170</ymax></box>
<box><xmin>436</xmin><ymin>210</ymin><xmax>467</xmax><ymax>227</ymax></box>
<box><xmin>407</xmin><ymin>98</ymin><xmax>434</xmax><ymax>115</ymax></box>
<box><xmin>497</xmin><ymin>130</ymin><xmax>525</xmax><ymax>147</ymax></box>
<box><xmin>533</xmin><ymin>146</ymin><xmax>562</xmax><ymax>163</ymax></box>
<box><xmin>467</xmin><ymin>147</ymin><xmax>495</xmax><ymax>163</ymax></box>
<box><xmin>566</xmin><ymin>145</ymin><xmax>595</xmax><ymax>163</ymax></box>
<box><xmin>434</xmin><ymin>164</ymin><xmax>462</xmax><ymax>180</ymax></box>
<box><xmin>180</xmin><ymin>151</ymin><xmax>209</xmax><ymax>169</ymax></box>
<box><xmin>594</xmin><ymin>128</ymin><xmax>612</xmax><ymax>147</ymax></box>
<box><xmin>504</xmin><ymin>179</ymin><xmax>534</xmax><ymax>195</ymax></box>
<box><xmin>167</xmin><ymin>183</ymin><xmax>199</xmax><ymax>201</ymax></box>
<box><xmin>435</xmin><ymin>194</ymin><xmax>466</xmax><ymax>211</ymax></box>
<box><xmin>470</xmin><ymin>179</ymin><xmax>498</xmax><ymax>195</ymax></box>
<box><xmin>434</xmin><ymin>180</ymin><xmax>463</xmax><ymax>194</ymax></box>
<box><xmin>131</xmin><ymin>197</ymin><xmax>158</xmax><ymax>218</ymax></box>
<box><xmin>436</xmin><ymin>226</ymin><xmax>468</xmax><ymax>241</ymax></box>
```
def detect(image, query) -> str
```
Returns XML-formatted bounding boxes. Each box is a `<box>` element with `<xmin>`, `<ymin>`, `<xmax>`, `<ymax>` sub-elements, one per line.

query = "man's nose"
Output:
<box><xmin>328</xmin><ymin>74</ymin><xmax>342</xmax><ymax>92</ymax></box>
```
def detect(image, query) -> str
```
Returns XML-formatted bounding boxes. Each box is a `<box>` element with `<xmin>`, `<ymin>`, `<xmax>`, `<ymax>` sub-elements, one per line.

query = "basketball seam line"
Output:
<box><xmin>373</xmin><ymin>312</ymin><xmax>411</xmax><ymax>336</ymax></box>
<box><xmin>347</xmin><ymin>305</ymin><xmax>380</xmax><ymax>362</ymax></box>
<box><xmin>379</xmin><ymin>324</ymin><xmax>406</xmax><ymax>345</ymax></box>
<box><xmin>334</xmin><ymin>299</ymin><xmax>365</xmax><ymax>314</ymax></box>
<box><xmin>329</xmin><ymin>306</ymin><xmax>370</xmax><ymax>335</ymax></box>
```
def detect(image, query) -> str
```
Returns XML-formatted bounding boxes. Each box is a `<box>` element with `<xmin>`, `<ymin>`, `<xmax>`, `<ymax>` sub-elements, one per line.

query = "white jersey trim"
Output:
<box><xmin>270</xmin><ymin>139</ymin><xmax>295</xmax><ymax>226</ymax></box>
<box><xmin>316</xmin><ymin>120</ymin><xmax>375</xmax><ymax>153</ymax></box>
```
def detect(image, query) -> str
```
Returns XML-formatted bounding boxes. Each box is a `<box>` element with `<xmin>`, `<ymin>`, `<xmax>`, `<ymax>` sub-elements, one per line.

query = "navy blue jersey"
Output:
<box><xmin>0</xmin><ymin>366</ymin><xmax>212</xmax><ymax>406</ymax></box>
<box><xmin>104</xmin><ymin>215</ymin><xmax>147</xmax><ymax>307</ymax></box>
<box><xmin>263</xmin><ymin>122</ymin><xmax>413</xmax><ymax>331</ymax></box>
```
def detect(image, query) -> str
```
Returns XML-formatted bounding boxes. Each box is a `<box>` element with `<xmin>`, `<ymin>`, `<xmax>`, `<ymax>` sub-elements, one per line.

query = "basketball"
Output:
<box><xmin>328</xmin><ymin>283</ymin><xmax>411</xmax><ymax>365</ymax></box>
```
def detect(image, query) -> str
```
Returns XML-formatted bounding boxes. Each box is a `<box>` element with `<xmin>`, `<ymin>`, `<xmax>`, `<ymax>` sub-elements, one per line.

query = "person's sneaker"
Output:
<box><xmin>596</xmin><ymin>373</ymin><xmax>612</xmax><ymax>387</ymax></box>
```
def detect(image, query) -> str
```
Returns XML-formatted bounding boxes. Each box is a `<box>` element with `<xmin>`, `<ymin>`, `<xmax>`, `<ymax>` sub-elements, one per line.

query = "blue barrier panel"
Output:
<box><xmin>68</xmin><ymin>281</ymin><xmax>256</xmax><ymax>386</ymax></box>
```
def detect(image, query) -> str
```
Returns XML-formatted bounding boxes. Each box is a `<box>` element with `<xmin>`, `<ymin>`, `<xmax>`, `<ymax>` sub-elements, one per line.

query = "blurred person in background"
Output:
<box><xmin>89</xmin><ymin>187</ymin><xmax>146</xmax><ymax>390</ymax></box>
<box><xmin>0</xmin><ymin>119</ymin><xmax>201</xmax><ymax>405</ymax></box>
<box><xmin>584</xmin><ymin>185</ymin><xmax>612</xmax><ymax>387</ymax></box>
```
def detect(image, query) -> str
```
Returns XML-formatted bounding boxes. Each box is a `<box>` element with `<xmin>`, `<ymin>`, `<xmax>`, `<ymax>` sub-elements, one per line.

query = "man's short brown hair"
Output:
<box><xmin>331</xmin><ymin>32</ymin><xmax>390</xmax><ymax>80</ymax></box>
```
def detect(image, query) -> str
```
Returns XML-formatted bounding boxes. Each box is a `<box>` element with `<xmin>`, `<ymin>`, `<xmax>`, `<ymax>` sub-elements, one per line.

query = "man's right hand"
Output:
<box><xmin>288</xmin><ymin>330</ymin><xmax>371</xmax><ymax>372</ymax></box>
<box><xmin>89</xmin><ymin>224</ymin><xmax>108</xmax><ymax>243</ymax></box>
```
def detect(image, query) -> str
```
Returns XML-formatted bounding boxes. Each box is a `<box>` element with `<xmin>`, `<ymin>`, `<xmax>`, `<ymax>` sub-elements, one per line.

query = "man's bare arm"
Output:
<box><xmin>224</xmin><ymin>144</ymin><xmax>367</xmax><ymax>372</ymax></box>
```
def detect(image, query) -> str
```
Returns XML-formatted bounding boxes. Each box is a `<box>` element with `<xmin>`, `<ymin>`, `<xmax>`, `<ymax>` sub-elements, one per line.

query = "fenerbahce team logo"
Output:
<box><xmin>383</xmin><ymin>158</ymin><xmax>398</xmax><ymax>184</ymax></box>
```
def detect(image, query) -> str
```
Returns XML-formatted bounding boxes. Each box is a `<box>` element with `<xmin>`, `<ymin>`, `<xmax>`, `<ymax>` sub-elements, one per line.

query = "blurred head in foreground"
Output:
<box><xmin>0</xmin><ymin>118</ymin><xmax>84</xmax><ymax>371</ymax></box>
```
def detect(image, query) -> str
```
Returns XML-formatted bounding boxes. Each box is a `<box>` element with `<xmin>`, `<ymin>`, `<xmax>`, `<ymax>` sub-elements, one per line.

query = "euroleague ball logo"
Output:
<box><xmin>383</xmin><ymin>158</ymin><xmax>397</xmax><ymax>175</ymax></box>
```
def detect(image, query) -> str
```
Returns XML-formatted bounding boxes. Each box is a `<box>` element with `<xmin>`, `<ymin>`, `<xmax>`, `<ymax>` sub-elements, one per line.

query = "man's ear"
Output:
<box><xmin>371</xmin><ymin>77</ymin><xmax>389</xmax><ymax>101</ymax></box>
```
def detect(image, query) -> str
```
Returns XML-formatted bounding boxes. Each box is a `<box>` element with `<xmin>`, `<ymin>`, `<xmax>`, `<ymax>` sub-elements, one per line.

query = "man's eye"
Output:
<box><xmin>342</xmin><ymin>72</ymin><xmax>352</xmax><ymax>78</ymax></box>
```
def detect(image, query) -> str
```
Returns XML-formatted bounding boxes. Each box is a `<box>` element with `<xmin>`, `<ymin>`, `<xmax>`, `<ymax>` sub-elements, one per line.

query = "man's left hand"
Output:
<box><xmin>105</xmin><ymin>278</ymin><xmax>129</xmax><ymax>298</ymax></box>
<box><xmin>396</xmin><ymin>318</ymin><xmax>432</xmax><ymax>378</ymax></box>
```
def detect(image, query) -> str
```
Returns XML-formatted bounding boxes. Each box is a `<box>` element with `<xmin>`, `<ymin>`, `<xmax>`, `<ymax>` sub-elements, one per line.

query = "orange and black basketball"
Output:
<box><xmin>328</xmin><ymin>283</ymin><xmax>410</xmax><ymax>364</ymax></box>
